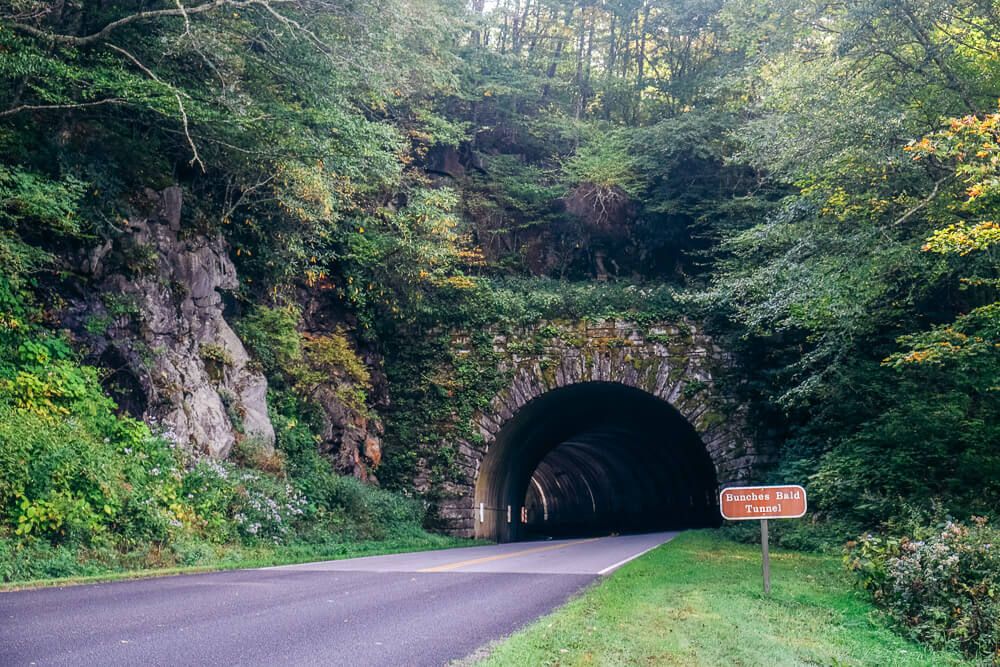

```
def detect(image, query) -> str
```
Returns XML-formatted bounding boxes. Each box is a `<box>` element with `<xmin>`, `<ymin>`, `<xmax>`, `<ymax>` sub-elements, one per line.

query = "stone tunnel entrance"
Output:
<box><xmin>473</xmin><ymin>382</ymin><xmax>720</xmax><ymax>542</ymax></box>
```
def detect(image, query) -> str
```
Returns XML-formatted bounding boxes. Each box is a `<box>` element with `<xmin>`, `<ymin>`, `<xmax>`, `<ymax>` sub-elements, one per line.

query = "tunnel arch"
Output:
<box><xmin>473</xmin><ymin>382</ymin><xmax>720</xmax><ymax>542</ymax></box>
<box><xmin>431</xmin><ymin>319</ymin><xmax>762</xmax><ymax>538</ymax></box>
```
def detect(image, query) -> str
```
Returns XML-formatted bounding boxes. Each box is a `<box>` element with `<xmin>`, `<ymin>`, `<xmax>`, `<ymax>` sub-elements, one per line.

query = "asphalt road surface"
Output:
<box><xmin>1</xmin><ymin>531</ymin><xmax>677</xmax><ymax>666</ymax></box>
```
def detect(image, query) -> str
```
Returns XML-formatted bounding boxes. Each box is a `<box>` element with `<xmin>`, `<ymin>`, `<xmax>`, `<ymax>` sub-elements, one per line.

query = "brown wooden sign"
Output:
<box><xmin>719</xmin><ymin>485</ymin><xmax>807</xmax><ymax>521</ymax></box>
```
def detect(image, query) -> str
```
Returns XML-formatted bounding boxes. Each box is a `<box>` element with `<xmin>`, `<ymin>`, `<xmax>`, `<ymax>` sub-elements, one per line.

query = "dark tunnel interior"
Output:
<box><xmin>474</xmin><ymin>382</ymin><xmax>720</xmax><ymax>542</ymax></box>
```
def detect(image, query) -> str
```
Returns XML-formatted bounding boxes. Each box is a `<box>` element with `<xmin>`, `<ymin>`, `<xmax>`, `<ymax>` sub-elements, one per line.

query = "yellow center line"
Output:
<box><xmin>417</xmin><ymin>537</ymin><xmax>601</xmax><ymax>573</ymax></box>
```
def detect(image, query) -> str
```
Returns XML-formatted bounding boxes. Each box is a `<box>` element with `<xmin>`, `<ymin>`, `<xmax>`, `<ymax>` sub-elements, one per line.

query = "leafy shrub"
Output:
<box><xmin>0</xmin><ymin>287</ymin><xmax>432</xmax><ymax>582</ymax></box>
<box><xmin>847</xmin><ymin>517</ymin><xmax>1000</xmax><ymax>660</ymax></box>
<box><xmin>229</xmin><ymin>469</ymin><xmax>307</xmax><ymax>542</ymax></box>
<box><xmin>0</xmin><ymin>342</ymin><xmax>190</xmax><ymax>549</ymax></box>
<box><xmin>231</xmin><ymin>436</ymin><xmax>287</xmax><ymax>475</ymax></box>
<box><xmin>237</xmin><ymin>309</ymin><xmax>372</xmax><ymax>410</ymax></box>
<box><xmin>722</xmin><ymin>514</ymin><xmax>856</xmax><ymax>553</ymax></box>
<box><xmin>810</xmin><ymin>394</ymin><xmax>999</xmax><ymax>528</ymax></box>
<box><xmin>0</xmin><ymin>537</ymin><xmax>108</xmax><ymax>582</ymax></box>
<box><xmin>301</xmin><ymin>332</ymin><xmax>370</xmax><ymax>388</ymax></box>
<box><xmin>180</xmin><ymin>459</ymin><xmax>306</xmax><ymax>544</ymax></box>
<box><xmin>468</xmin><ymin>155</ymin><xmax>564</xmax><ymax>223</ymax></box>
<box><xmin>199</xmin><ymin>343</ymin><xmax>234</xmax><ymax>366</ymax></box>
<box><xmin>310</xmin><ymin>473</ymin><xmax>423</xmax><ymax>539</ymax></box>
<box><xmin>561</xmin><ymin>130</ymin><xmax>644</xmax><ymax>195</ymax></box>
<box><xmin>235</xmin><ymin>305</ymin><xmax>303</xmax><ymax>375</ymax></box>
<box><xmin>274</xmin><ymin>411</ymin><xmax>425</xmax><ymax>541</ymax></box>
<box><xmin>467</xmin><ymin>278</ymin><xmax>683</xmax><ymax>326</ymax></box>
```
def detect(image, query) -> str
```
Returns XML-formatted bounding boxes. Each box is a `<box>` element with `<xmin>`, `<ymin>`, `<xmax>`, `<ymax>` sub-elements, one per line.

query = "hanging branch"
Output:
<box><xmin>106</xmin><ymin>43</ymin><xmax>204</xmax><ymax>172</ymax></box>
<box><xmin>173</xmin><ymin>0</ymin><xmax>194</xmax><ymax>40</ymax></box>
<box><xmin>8</xmin><ymin>0</ymin><xmax>352</xmax><ymax>70</ymax></box>
<box><xmin>8</xmin><ymin>0</ymin><xmax>294</xmax><ymax>47</ymax></box>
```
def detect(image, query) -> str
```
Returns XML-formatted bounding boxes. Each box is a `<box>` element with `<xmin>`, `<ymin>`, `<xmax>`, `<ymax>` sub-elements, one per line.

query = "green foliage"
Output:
<box><xmin>300</xmin><ymin>333</ymin><xmax>370</xmax><ymax>390</ymax></box>
<box><xmin>235</xmin><ymin>305</ymin><xmax>372</xmax><ymax>414</ymax></box>
<box><xmin>848</xmin><ymin>518</ymin><xmax>1000</xmax><ymax>660</ymax></box>
<box><xmin>423</xmin><ymin>0</ymin><xmax>748</xmax><ymax>277</ymax></box>
<box><xmin>0</xmin><ymin>537</ymin><xmax>109</xmax><ymax>582</ymax></box>
<box><xmin>810</xmin><ymin>389</ymin><xmax>1000</xmax><ymax>529</ymax></box>
<box><xmin>0</xmin><ymin>284</ymin><xmax>434</xmax><ymax>580</ymax></box>
<box><xmin>561</xmin><ymin>130</ymin><xmax>644</xmax><ymax>195</ymax></box>
<box><xmin>466</xmin><ymin>155</ymin><xmax>565</xmax><ymax>225</ymax></box>
<box><xmin>0</xmin><ymin>166</ymin><xmax>85</xmax><ymax>235</ymax></box>
<box><xmin>199</xmin><ymin>343</ymin><xmax>233</xmax><ymax>367</ymax></box>
<box><xmin>181</xmin><ymin>459</ymin><xmax>307</xmax><ymax>543</ymax></box>
<box><xmin>272</xmin><ymin>406</ymin><xmax>426</xmax><ymax>541</ymax></box>
<box><xmin>464</xmin><ymin>278</ymin><xmax>685</xmax><ymax>325</ymax></box>
<box><xmin>0</xmin><ymin>166</ymin><xmax>86</xmax><ymax>284</ymax></box>
<box><xmin>413</xmin><ymin>108</ymin><xmax>471</xmax><ymax>148</ymax></box>
<box><xmin>340</xmin><ymin>186</ymin><xmax>482</xmax><ymax>329</ymax></box>
<box><xmin>230</xmin><ymin>436</ymin><xmax>287</xmax><ymax>475</ymax></box>
<box><xmin>235</xmin><ymin>305</ymin><xmax>303</xmax><ymax>375</ymax></box>
<box><xmin>485</xmin><ymin>155</ymin><xmax>562</xmax><ymax>206</ymax></box>
<box><xmin>887</xmin><ymin>303</ymin><xmax>1000</xmax><ymax>390</ymax></box>
<box><xmin>702</xmin><ymin>1</ymin><xmax>1000</xmax><ymax>567</ymax></box>
<box><xmin>0</xmin><ymin>402</ymin><xmax>183</xmax><ymax>549</ymax></box>
<box><xmin>0</xmin><ymin>355</ymin><xmax>437</xmax><ymax>581</ymax></box>
<box><xmin>0</xmin><ymin>290</ymin><xmax>192</xmax><ymax>554</ymax></box>
<box><xmin>2</xmin><ymin>0</ymin><xmax>469</xmax><ymax>299</ymax></box>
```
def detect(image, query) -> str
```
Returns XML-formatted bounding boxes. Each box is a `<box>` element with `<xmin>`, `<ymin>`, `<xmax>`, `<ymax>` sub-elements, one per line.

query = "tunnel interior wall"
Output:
<box><xmin>474</xmin><ymin>382</ymin><xmax>720</xmax><ymax>542</ymax></box>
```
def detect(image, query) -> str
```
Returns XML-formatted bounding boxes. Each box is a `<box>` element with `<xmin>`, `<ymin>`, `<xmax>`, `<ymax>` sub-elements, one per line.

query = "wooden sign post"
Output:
<box><xmin>719</xmin><ymin>485</ymin><xmax>807</xmax><ymax>595</ymax></box>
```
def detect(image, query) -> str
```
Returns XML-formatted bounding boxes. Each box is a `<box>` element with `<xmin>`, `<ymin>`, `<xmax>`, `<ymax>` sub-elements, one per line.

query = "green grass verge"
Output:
<box><xmin>1</xmin><ymin>533</ymin><xmax>478</xmax><ymax>592</ymax></box>
<box><xmin>475</xmin><ymin>531</ymin><xmax>967</xmax><ymax>666</ymax></box>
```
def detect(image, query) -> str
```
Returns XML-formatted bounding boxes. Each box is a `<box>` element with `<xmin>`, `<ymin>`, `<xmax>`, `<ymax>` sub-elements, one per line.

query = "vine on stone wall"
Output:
<box><xmin>373</xmin><ymin>277</ymin><xmax>692</xmax><ymax>518</ymax></box>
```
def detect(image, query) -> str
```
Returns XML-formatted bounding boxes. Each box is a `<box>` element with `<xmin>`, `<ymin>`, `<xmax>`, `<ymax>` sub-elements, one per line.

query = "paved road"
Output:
<box><xmin>1</xmin><ymin>532</ymin><xmax>676</xmax><ymax>666</ymax></box>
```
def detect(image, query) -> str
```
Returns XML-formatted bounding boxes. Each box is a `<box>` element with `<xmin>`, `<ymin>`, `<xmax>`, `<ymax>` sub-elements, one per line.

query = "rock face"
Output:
<box><xmin>66</xmin><ymin>187</ymin><xmax>274</xmax><ymax>458</ymax></box>
<box><xmin>312</xmin><ymin>382</ymin><xmax>384</xmax><ymax>482</ymax></box>
<box><xmin>563</xmin><ymin>183</ymin><xmax>635</xmax><ymax>281</ymax></box>
<box><xmin>425</xmin><ymin>145</ymin><xmax>466</xmax><ymax>179</ymax></box>
<box><xmin>299</xmin><ymin>290</ymin><xmax>387</xmax><ymax>482</ymax></box>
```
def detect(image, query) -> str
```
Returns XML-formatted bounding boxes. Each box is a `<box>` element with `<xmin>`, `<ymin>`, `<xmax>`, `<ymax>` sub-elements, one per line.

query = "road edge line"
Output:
<box><xmin>596</xmin><ymin>541</ymin><xmax>665</xmax><ymax>576</ymax></box>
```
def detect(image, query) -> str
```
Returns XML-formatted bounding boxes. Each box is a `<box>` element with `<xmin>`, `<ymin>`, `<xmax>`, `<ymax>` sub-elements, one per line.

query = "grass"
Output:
<box><xmin>474</xmin><ymin>531</ymin><xmax>967</xmax><ymax>666</ymax></box>
<box><xmin>0</xmin><ymin>532</ymin><xmax>477</xmax><ymax>592</ymax></box>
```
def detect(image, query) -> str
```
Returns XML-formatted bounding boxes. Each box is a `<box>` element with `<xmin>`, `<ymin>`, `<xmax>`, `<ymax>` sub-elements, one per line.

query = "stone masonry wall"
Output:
<box><xmin>434</xmin><ymin>318</ymin><xmax>765</xmax><ymax>536</ymax></box>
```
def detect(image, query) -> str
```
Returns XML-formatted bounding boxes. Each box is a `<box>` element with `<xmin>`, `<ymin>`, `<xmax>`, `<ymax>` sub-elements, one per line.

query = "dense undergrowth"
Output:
<box><xmin>0</xmin><ymin>397</ymin><xmax>455</xmax><ymax>584</ymax></box>
<box><xmin>848</xmin><ymin>517</ymin><xmax>1000</xmax><ymax>660</ymax></box>
<box><xmin>0</xmin><ymin>282</ymin><xmax>456</xmax><ymax>584</ymax></box>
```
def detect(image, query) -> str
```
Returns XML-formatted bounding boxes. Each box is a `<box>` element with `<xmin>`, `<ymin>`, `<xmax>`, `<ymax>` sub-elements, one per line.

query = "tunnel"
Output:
<box><xmin>473</xmin><ymin>382</ymin><xmax>720</xmax><ymax>542</ymax></box>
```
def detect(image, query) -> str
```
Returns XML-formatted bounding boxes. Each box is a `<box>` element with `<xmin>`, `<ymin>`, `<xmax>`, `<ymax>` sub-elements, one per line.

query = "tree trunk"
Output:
<box><xmin>470</xmin><ymin>0</ymin><xmax>486</xmax><ymax>47</ymax></box>
<box><xmin>543</xmin><ymin>4</ymin><xmax>574</xmax><ymax>100</ymax></box>
<box><xmin>634</xmin><ymin>3</ymin><xmax>650</xmax><ymax>124</ymax></box>
<box><xmin>604</xmin><ymin>13</ymin><xmax>618</xmax><ymax>120</ymax></box>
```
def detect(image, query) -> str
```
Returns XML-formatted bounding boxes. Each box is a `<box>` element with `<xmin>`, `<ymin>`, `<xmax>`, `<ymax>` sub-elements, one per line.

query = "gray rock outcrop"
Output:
<box><xmin>66</xmin><ymin>186</ymin><xmax>274</xmax><ymax>458</ymax></box>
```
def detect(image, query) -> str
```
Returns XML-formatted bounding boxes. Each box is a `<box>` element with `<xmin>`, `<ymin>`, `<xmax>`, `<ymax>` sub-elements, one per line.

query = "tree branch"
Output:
<box><xmin>0</xmin><ymin>98</ymin><xmax>127</xmax><ymax>117</ymax></box>
<box><xmin>173</xmin><ymin>0</ymin><xmax>194</xmax><ymax>40</ymax></box>
<box><xmin>8</xmin><ymin>0</ymin><xmax>293</xmax><ymax>47</ymax></box>
<box><xmin>892</xmin><ymin>175</ymin><xmax>951</xmax><ymax>227</ymax></box>
<box><xmin>106</xmin><ymin>43</ymin><xmax>205</xmax><ymax>172</ymax></box>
